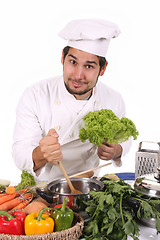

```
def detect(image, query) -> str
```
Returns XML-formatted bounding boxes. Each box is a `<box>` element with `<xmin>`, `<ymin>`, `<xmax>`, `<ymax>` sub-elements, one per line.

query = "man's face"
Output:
<box><xmin>62</xmin><ymin>48</ymin><xmax>106</xmax><ymax>100</ymax></box>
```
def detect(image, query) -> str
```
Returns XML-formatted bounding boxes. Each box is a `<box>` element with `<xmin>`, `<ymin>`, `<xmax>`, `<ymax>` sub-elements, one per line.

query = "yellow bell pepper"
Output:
<box><xmin>25</xmin><ymin>208</ymin><xmax>54</xmax><ymax>235</ymax></box>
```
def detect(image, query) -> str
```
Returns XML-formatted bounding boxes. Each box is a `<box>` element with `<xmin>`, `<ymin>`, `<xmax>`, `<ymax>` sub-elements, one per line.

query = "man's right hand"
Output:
<box><xmin>33</xmin><ymin>128</ymin><xmax>63</xmax><ymax>171</ymax></box>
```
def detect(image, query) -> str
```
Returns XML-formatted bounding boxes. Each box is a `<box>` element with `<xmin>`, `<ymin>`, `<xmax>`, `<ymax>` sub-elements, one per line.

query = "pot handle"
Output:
<box><xmin>126</xmin><ymin>197</ymin><xmax>140</xmax><ymax>213</ymax></box>
<box><xmin>36</xmin><ymin>188</ymin><xmax>59</xmax><ymax>204</ymax></box>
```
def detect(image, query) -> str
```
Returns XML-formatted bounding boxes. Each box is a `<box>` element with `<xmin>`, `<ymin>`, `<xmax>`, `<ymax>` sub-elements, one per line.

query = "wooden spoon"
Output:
<box><xmin>58</xmin><ymin>161</ymin><xmax>82</xmax><ymax>194</ymax></box>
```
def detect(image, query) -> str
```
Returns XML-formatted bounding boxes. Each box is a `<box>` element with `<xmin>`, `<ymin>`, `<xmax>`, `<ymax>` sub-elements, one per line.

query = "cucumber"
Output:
<box><xmin>0</xmin><ymin>179</ymin><xmax>10</xmax><ymax>193</ymax></box>
<box><xmin>0</xmin><ymin>179</ymin><xmax>10</xmax><ymax>186</ymax></box>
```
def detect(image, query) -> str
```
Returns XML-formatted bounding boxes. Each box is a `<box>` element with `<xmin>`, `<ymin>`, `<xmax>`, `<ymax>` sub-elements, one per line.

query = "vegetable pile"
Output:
<box><xmin>0</xmin><ymin>197</ymin><xmax>74</xmax><ymax>236</ymax></box>
<box><xmin>82</xmin><ymin>179</ymin><xmax>160</xmax><ymax>240</ymax></box>
<box><xmin>0</xmin><ymin>171</ymin><xmax>76</xmax><ymax>236</ymax></box>
<box><xmin>0</xmin><ymin>171</ymin><xmax>35</xmax><ymax>212</ymax></box>
<box><xmin>79</xmin><ymin>109</ymin><xmax>139</xmax><ymax>146</ymax></box>
<box><xmin>0</xmin><ymin>169</ymin><xmax>75</xmax><ymax>236</ymax></box>
<box><xmin>0</xmin><ymin>188</ymin><xmax>32</xmax><ymax>211</ymax></box>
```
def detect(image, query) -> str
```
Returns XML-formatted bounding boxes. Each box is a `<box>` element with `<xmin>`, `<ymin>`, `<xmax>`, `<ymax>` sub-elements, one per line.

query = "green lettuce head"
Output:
<box><xmin>79</xmin><ymin>109</ymin><xmax>139</xmax><ymax>146</ymax></box>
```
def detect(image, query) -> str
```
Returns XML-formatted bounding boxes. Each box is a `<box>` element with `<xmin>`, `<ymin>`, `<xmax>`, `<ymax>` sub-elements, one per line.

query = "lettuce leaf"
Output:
<box><xmin>79</xmin><ymin>109</ymin><xmax>139</xmax><ymax>146</ymax></box>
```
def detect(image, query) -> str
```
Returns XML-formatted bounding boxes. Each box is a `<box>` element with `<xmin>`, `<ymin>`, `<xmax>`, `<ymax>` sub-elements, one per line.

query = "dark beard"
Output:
<box><xmin>64</xmin><ymin>81</ymin><xmax>92</xmax><ymax>96</ymax></box>
<box><xmin>64</xmin><ymin>78</ymin><xmax>98</xmax><ymax>96</ymax></box>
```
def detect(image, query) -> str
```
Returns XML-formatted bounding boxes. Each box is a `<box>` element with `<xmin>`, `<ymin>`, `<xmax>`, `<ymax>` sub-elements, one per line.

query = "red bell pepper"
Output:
<box><xmin>66</xmin><ymin>196</ymin><xmax>74</xmax><ymax>209</ymax></box>
<box><xmin>52</xmin><ymin>196</ymin><xmax>74</xmax><ymax>210</ymax></box>
<box><xmin>0</xmin><ymin>210</ymin><xmax>26</xmax><ymax>235</ymax></box>
<box><xmin>52</xmin><ymin>204</ymin><xmax>62</xmax><ymax>210</ymax></box>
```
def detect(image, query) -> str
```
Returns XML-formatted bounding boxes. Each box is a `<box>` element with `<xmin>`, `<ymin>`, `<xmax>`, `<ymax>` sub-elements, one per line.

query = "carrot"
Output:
<box><xmin>0</xmin><ymin>196</ymin><xmax>21</xmax><ymax>211</ymax></box>
<box><xmin>15</xmin><ymin>188</ymin><xmax>30</xmax><ymax>196</ymax></box>
<box><xmin>5</xmin><ymin>186</ymin><xmax>16</xmax><ymax>194</ymax></box>
<box><xmin>0</xmin><ymin>193</ymin><xmax>7</xmax><ymax>198</ymax></box>
<box><xmin>0</xmin><ymin>188</ymin><xmax>28</xmax><ymax>198</ymax></box>
<box><xmin>11</xmin><ymin>202</ymin><xmax>28</xmax><ymax>211</ymax></box>
<box><xmin>0</xmin><ymin>193</ymin><xmax>32</xmax><ymax>211</ymax></box>
<box><xmin>0</xmin><ymin>188</ymin><xmax>30</xmax><ymax>206</ymax></box>
<box><xmin>11</xmin><ymin>197</ymin><xmax>32</xmax><ymax>211</ymax></box>
<box><xmin>0</xmin><ymin>193</ymin><xmax>16</xmax><ymax>205</ymax></box>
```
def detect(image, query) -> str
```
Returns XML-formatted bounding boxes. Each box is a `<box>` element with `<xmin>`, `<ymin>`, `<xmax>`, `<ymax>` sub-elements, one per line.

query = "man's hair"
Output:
<box><xmin>62</xmin><ymin>46</ymin><xmax>107</xmax><ymax>71</ymax></box>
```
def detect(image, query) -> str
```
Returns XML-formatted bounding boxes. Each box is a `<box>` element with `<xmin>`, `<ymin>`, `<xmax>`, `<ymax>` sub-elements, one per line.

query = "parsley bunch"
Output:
<box><xmin>82</xmin><ymin>179</ymin><xmax>160</xmax><ymax>240</ymax></box>
<box><xmin>79</xmin><ymin>109</ymin><xmax>139</xmax><ymax>146</ymax></box>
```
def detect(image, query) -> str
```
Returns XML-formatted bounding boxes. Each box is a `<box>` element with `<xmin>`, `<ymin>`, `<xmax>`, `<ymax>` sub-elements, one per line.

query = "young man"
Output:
<box><xmin>12</xmin><ymin>19</ymin><xmax>132</xmax><ymax>182</ymax></box>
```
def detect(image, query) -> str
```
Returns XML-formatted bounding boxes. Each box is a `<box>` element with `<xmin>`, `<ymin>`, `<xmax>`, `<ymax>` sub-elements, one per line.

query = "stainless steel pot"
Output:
<box><xmin>36</xmin><ymin>177</ymin><xmax>104</xmax><ymax>212</ymax></box>
<box><xmin>134</xmin><ymin>171</ymin><xmax>160</xmax><ymax>229</ymax></box>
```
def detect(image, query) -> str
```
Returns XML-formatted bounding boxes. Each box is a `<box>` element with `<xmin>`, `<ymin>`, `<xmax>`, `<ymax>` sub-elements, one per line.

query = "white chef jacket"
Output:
<box><xmin>12</xmin><ymin>76</ymin><xmax>132</xmax><ymax>182</ymax></box>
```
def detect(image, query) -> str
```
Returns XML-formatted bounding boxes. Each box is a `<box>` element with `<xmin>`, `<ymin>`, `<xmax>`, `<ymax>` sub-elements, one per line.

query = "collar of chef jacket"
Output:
<box><xmin>56</xmin><ymin>77</ymin><xmax>100</xmax><ymax>146</ymax></box>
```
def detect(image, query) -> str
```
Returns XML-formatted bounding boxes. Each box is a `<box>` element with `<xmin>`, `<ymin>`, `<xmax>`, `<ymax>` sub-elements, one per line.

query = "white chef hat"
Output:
<box><xmin>58</xmin><ymin>19</ymin><xmax>121</xmax><ymax>57</ymax></box>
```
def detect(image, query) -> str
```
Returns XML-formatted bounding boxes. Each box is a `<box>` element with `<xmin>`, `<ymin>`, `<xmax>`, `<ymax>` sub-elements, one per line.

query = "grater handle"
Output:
<box><xmin>138</xmin><ymin>141</ymin><xmax>160</xmax><ymax>151</ymax></box>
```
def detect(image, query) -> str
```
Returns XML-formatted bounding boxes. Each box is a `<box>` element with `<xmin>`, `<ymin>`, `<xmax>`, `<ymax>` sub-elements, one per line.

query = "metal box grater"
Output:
<box><xmin>135</xmin><ymin>141</ymin><xmax>160</xmax><ymax>178</ymax></box>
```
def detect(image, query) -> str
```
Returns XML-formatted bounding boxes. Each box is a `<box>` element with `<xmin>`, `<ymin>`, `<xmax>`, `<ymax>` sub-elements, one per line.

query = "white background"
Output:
<box><xmin>0</xmin><ymin>0</ymin><xmax>159</xmax><ymax>183</ymax></box>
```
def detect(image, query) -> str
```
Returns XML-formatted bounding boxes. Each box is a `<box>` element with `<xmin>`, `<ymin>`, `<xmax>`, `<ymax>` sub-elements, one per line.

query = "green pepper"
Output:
<box><xmin>50</xmin><ymin>197</ymin><xmax>74</xmax><ymax>231</ymax></box>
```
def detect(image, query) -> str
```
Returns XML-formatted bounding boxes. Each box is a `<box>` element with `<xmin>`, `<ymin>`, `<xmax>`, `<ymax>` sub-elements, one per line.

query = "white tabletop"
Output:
<box><xmin>128</xmin><ymin>223</ymin><xmax>159</xmax><ymax>240</ymax></box>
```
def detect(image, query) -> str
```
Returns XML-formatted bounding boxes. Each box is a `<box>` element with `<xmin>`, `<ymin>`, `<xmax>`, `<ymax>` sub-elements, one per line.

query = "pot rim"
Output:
<box><xmin>134</xmin><ymin>174</ymin><xmax>160</xmax><ymax>199</ymax></box>
<box><xmin>47</xmin><ymin>177</ymin><xmax>104</xmax><ymax>196</ymax></box>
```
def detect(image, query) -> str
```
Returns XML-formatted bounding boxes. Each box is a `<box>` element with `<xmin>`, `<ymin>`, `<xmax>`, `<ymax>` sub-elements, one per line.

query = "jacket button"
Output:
<box><xmin>54</xmin><ymin>125</ymin><xmax>60</xmax><ymax>131</ymax></box>
<box><xmin>54</xmin><ymin>100</ymin><xmax>61</xmax><ymax>105</ymax></box>
<box><xmin>95</xmin><ymin>101</ymin><xmax>99</xmax><ymax>107</ymax></box>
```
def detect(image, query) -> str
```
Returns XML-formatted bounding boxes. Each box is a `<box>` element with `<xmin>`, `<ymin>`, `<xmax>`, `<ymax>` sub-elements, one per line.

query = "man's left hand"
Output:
<box><xmin>97</xmin><ymin>141</ymin><xmax>122</xmax><ymax>161</ymax></box>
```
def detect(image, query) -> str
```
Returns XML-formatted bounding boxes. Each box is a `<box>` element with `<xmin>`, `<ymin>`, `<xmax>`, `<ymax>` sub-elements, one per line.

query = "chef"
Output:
<box><xmin>12</xmin><ymin>19</ymin><xmax>132</xmax><ymax>182</ymax></box>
